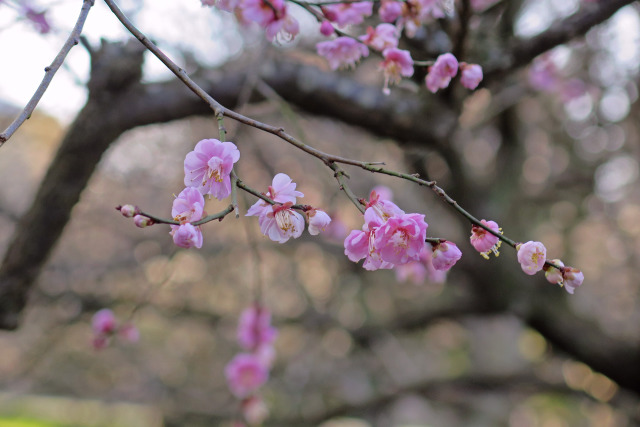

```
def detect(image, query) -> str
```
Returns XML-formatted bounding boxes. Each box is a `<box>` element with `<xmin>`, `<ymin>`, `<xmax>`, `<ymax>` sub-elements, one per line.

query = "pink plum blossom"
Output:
<box><xmin>184</xmin><ymin>138</ymin><xmax>240</xmax><ymax>199</ymax></box>
<box><xmin>322</xmin><ymin>2</ymin><xmax>373</xmax><ymax>26</ymax></box>
<box><xmin>545</xmin><ymin>259</ymin><xmax>564</xmax><ymax>285</ymax></box>
<box><xmin>395</xmin><ymin>244</ymin><xmax>447</xmax><ymax>284</ymax></box>
<box><xmin>259</xmin><ymin>202</ymin><xmax>305</xmax><ymax>243</ymax></box>
<box><xmin>171</xmin><ymin>223</ymin><xmax>204</xmax><ymax>249</ymax></box>
<box><xmin>398</xmin><ymin>0</ymin><xmax>446</xmax><ymax>38</ymax></box>
<box><xmin>119</xmin><ymin>323</ymin><xmax>140</xmax><ymax>343</ymax></box>
<box><xmin>359</xmin><ymin>24</ymin><xmax>399</xmax><ymax>52</ymax></box>
<box><xmin>460</xmin><ymin>63</ymin><xmax>483</xmax><ymax>90</ymax></box>
<box><xmin>425</xmin><ymin>53</ymin><xmax>459</xmax><ymax>93</ymax></box>
<box><xmin>562</xmin><ymin>267</ymin><xmax>584</xmax><ymax>294</ymax></box>
<box><xmin>431</xmin><ymin>240</ymin><xmax>462</xmax><ymax>271</ymax></box>
<box><xmin>225</xmin><ymin>353</ymin><xmax>269</xmax><ymax>398</ymax></box>
<box><xmin>317</xmin><ymin>37</ymin><xmax>369</xmax><ymax>70</ymax></box>
<box><xmin>307</xmin><ymin>209</ymin><xmax>332</xmax><ymax>235</ymax></box>
<box><xmin>379</xmin><ymin>48</ymin><xmax>414</xmax><ymax>94</ymax></box>
<box><xmin>344</xmin><ymin>208</ymin><xmax>394</xmax><ymax>271</ymax></box>
<box><xmin>366</xmin><ymin>188</ymin><xmax>404</xmax><ymax>221</ymax></box>
<box><xmin>470</xmin><ymin>219</ymin><xmax>501</xmax><ymax>258</ymax></box>
<box><xmin>237</xmin><ymin>305</ymin><xmax>278</xmax><ymax>351</ymax></box>
<box><xmin>24</xmin><ymin>6</ymin><xmax>50</xmax><ymax>34</ymax></box>
<box><xmin>246</xmin><ymin>173</ymin><xmax>304</xmax><ymax>220</ymax></box>
<box><xmin>379</xmin><ymin>0</ymin><xmax>403</xmax><ymax>23</ymax></box>
<box><xmin>529</xmin><ymin>56</ymin><xmax>558</xmax><ymax>91</ymax></box>
<box><xmin>517</xmin><ymin>241</ymin><xmax>547</xmax><ymax>275</ymax></box>
<box><xmin>92</xmin><ymin>309</ymin><xmax>116</xmax><ymax>336</ymax></box>
<box><xmin>265</xmin><ymin>13</ymin><xmax>299</xmax><ymax>42</ymax></box>
<box><xmin>91</xmin><ymin>309</ymin><xmax>139</xmax><ymax>350</ymax></box>
<box><xmin>371</xmin><ymin>185</ymin><xmax>394</xmax><ymax>202</ymax></box>
<box><xmin>170</xmin><ymin>187</ymin><xmax>205</xmax><ymax>249</ymax></box>
<box><xmin>375</xmin><ymin>213</ymin><xmax>428</xmax><ymax>265</ymax></box>
<box><xmin>320</xmin><ymin>20</ymin><xmax>335</xmax><ymax>36</ymax></box>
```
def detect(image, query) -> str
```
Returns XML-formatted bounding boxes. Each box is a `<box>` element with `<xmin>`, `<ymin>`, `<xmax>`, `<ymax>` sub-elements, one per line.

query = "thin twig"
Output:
<box><xmin>0</xmin><ymin>0</ymin><xmax>95</xmax><ymax>146</ymax></box>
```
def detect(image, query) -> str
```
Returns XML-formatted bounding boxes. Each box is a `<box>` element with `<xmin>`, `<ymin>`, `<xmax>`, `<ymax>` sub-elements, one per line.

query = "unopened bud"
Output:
<box><xmin>134</xmin><ymin>215</ymin><xmax>153</xmax><ymax>228</ymax></box>
<box><xmin>119</xmin><ymin>204</ymin><xmax>139</xmax><ymax>218</ymax></box>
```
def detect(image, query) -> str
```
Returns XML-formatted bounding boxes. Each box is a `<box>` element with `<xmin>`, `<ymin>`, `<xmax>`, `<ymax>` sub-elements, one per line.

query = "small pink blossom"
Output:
<box><xmin>184</xmin><ymin>138</ymin><xmax>240</xmax><ymax>199</ymax></box>
<box><xmin>225</xmin><ymin>353</ymin><xmax>269</xmax><ymax>398</ymax></box>
<box><xmin>359</xmin><ymin>24</ymin><xmax>399</xmax><ymax>52</ymax></box>
<box><xmin>172</xmin><ymin>187</ymin><xmax>205</xmax><ymax>224</ymax></box>
<box><xmin>379</xmin><ymin>0</ymin><xmax>403</xmax><ymax>22</ymax></box>
<box><xmin>431</xmin><ymin>240</ymin><xmax>462</xmax><ymax>271</ymax></box>
<box><xmin>322</xmin><ymin>2</ymin><xmax>373</xmax><ymax>26</ymax></box>
<box><xmin>517</xmin><ymin>241</ymin><xmax>547</xmax><ymax>275</ymax></box>
<box><xmin>119</xmin><ymin>323</ymin><xmax>140</xmax><ymax>343</ymax></box>
<box><xmin>171</xmin><ymin>223</ymin><xmax>204</xmax><ymax>249</ymax></box>
<box><xmin>375</xmin><ymin>213</ymin><xmax>428</xmax><ymax>265</ymax></box>
<box><xmin>92</xmin><ymin>309</ymin><xmax>116</xmax><ymax>335</ymax></box>
<box><xmin>320</xmin><ymin>20</ymin><xmax>335</xmax><ymax>36</ymax></box>
<box><xmin>529</xmin><ymin>56</ymin><xmax>558</xmax><ymax>91</ymax></box>
<box><xmin>242</xmin><ymin>396</ymin><xmax>269</xmax><ymax>425</ymax></box>
<box><xmin>366</xmin><ymin>188</ymin><xmax>404</xmax><ymax>221</ymax></box>
<box><xmin>241</xmin><ymin>0</ymin><xmax>284</xmax><ymax>27</ymax></box>
<box><xmin>246</xmin><ymin>173</ymin><xmax>304</xmax><ymax>219</ymax></box>
<box><xmin>380</xmin><ymin>48</ymin><xmax>414</xmax><ymax>94</ymax></box>
<box><xmin>460</xmin><ymin>63</ymin><xmax>483</xmax><ymax>90</ymax></box>
<box><xmin>265</xmin><ymin>12</ymin><xmax>299</xmax><ymax>42</ymax></box>
<box><xmin>425</xmin><ymin>53</ymin><xmax>459</xmax><ymax>93</ymax></box>
<box><xmin>317</xmin><ymin>37</ymin><xmax>369</xmax><ymax>70</ymax></box>
<box><xmin>307</xmin><ymin>209</ymin><xmax>332</xmax><ymax>235</ymax></box>
<box><xmin>545</xmin><ymin>259</ymin><xmax>565</xmax><ymax>285</ymax></box>
<box><xmin>344</xmin><ymin>208</ymin><xmax>394</xmax><ymax>271</ymax></box>
<box><xmin>237</xmin><ymin>305</ymin><xmax>278</xmax><ymax>351</ymax></box>
<box><xmin>470</xmin><ymin>220</ymin><xmax>501</xmax><ymax>258</ymax></box>
<box><xmin>259</xmin><ymin>202</ymin><xmax>305</xmax><ymax>243</ymax></box>
<box><xmin>395</xmin><ymin>244</ymin><xmax>447</xmax><ymax>284</ymax></box>
<box><xmin>562</xmin><ymin>267</ymin><xmax>584</xmax><ymax>294</ymax></box>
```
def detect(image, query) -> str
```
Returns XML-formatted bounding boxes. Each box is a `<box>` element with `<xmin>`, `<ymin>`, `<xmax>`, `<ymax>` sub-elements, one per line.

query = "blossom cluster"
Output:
<box><xmin>91</xmin><ymin>309</ymin><xmax>139</xmax><ymax>350</ymax></box>
<box><xmin>225</xmin><ymin>305</ymin><xmax>278</xmax><ymax>424</ymax></box>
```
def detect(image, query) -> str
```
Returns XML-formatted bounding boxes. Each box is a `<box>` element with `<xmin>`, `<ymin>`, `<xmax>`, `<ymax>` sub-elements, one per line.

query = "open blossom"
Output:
<box><xmin>246</xmin><ymin>173</ymin><xmax>304</xmax><ymax>220</ymax></box>
<box><xmin>431</xmin><ymin>240</ymin><xmax>462</xmax><ymax>271</ymax></box>
<box><xmin>172</xmin><ymin>223</ymin><xmax>203</xmax><ymax>249</ymax></box>
<box><xmin>317</xmin><ymin>37</ymin><xmax>369</xmax><ymax>70</ymax></box>
<box><xmin>344</xmin><ymin>208</ymin><xmax>394</xmax><ymax>271</ymax></box>
<box><xmin>237</xmin><ymin>305</ymin><xmax>278</xmax><ymax>351</ymax></box>
<box><xmin>259</xmin><ymin>202</ymin><xmax>305</xmax><ymax>243</ymax></box>
<box><xmin>307</xmin><ymin>209</ymin><xmax>332</xmax><ymax>235</ymax></box>
<box><xmin>425</xmin><ymin>53</ymin><xmax>459</xmax><ymax>93</ymax></box>
<box><xmin>225</xmin><ymin>353</ymin><xmax>269</xmax><ymax>398</ymax></box>
<box><xmin>563</xmin><ymin>267</ymin><xmax>584</xmax><ymax>294</ymax></box>
<box><xmin>375</xmin><ymin>213</ymin><xmax>428</xmax><ymax>265</ymax></box>
<box><xmin>366</xmin><ymin>188</ymin><xmax>404</xmax><ymax>221</ymax></box>
<box><xmin>460</xmin><ymin>63</ymin><xmax>483</xmax><ymax>90</ymax></box>
<box><xmin>379</xmin><ymin>48</ymin><xmax>414</xmax><ymax>94</ymax></box>
<box><xmin>398</xmin><ymin>0</ymin><xmax>446</xmax><ymax>38</ymax></box>
<box><xmin>184</xmin><ymin>138</ymin><xmax>240</xmax><ymax>199</ymax></box>
<box><xmin>379</xmin><ymin>0</ymin><xmax>403</xmax><ymax>22</ymax></box>
<box><xmin>170</xmin><ymin>187</ymin><xmax>205</xmax><ymax>249</ymax></box>
<box><xmin>322</xmin><ymin>2</ymin><xmax>373</xmax><ymax>26</ymax></box>
<box><xmin>517</xmin><ymin>241</ymin><xmax>547</xmax><ymax>275</ymax></box>
<box><xmin>359</xmin><ymin>24</ymin><xmax>399</xmax><ymax>52</ymax></box>
<box><xmin>91</xmin><ymin>309</ymin><xmax>139</xmax><ymax>350</ymax></box>
<box><xmin>265</xmin><ymin>13</ymin><xmax>299</xmax><ymax>42</ymax></box>
<box><xmin>470</xmin><ymin>219</ymin><xmax>501</xmax><ymax>258</ymax></box>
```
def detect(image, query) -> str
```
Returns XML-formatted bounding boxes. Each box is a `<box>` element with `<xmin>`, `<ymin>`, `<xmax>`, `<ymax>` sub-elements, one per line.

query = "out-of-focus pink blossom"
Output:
<box><xmin>545</xmin><ymin>259</ymin><xmax>565</xmax><ymax>285</ymax></box>
<box><xmin>171</xmin><ymin>223</ymin><xmax>204</xmax><ymax>249</ymax></box>
<box><xmin>379</xmin><ymin>0</ymin><xmax>403</xmax><ymax>22</ymax></box>
<box><xmin>425</xmin><ymin>53</ymin><xmax>459</xmax><ymax>93</ymax></box>
<box><xmin>317</xmin><ymin>37</ymin><xmax>369</xmax><ymax>70</ymax></box>
<box><xmin>517</xmin><ymin>241</ymin><xmax>547</xmax><ymax>275</ymax></box>
<box><xmin>184</xmin><ymin>138</ymin><xmax>240</xmax><ymax>199</ymax></box>
<box><xmin>307</xmin><ymin>209</ymin><xmax>332</xmax><ymax>235</ymax></box>
<box><xmin>320</xmin><ymin>20</ymin><xmax>335</xmax><ymax>36</ymax></box>
<box><xmin>246</xmin><ymin>173</ymin><xmax>304</xmax><ymax>220</ymax></box>
<box><xmin>460</xmin><ymin>63</ymin><xmax>483</xmax><ymax>90</ymax></box>
<box><xmin>265</xmin><ymin>11</ymin><xmax>299</xmax><ymax>42</ymax></box>
<box><xmin>359</xmin><ymin>24</ymin><xmax>399</xmax><ymax>52</ymax></box>
<box><xmin>242</xmin><ymin>396</ymin><xmax>269</xmax><ymax>425</ymax></box>
<box><xmin>395</xmin><ymin>244</ymin><xmax>447</xmax><ymax>284</ymax></box>
<box><xmin>431</xmin><ymin>240</ymin><xmax>462</xmax><ymax>271</ymax></box>
<box><xmin>560</xmin><ymin>78</ymin><xmax>587</xmax><ymax>102</ymax></box>
<box><xmin>24</xmin><ymin>7</ymin><xmax>50</xmax><ymax>34</ymax></box>
<box><xmin>562</xmin><ymin>267</ymin><xmax>584</xmax><ymax>294</ymax></box>
<box><xmin>241</xmin><ymin>0</ymin><xmax>285</xmax><ymax>27</ymax></box>
<box><xmin>92</xmin><ymin>309</ymin><xmax>116</xmax><ymax>335</ymax></box>
<box><xmin>322</xmin><ymin>2</ymin><xmax>373</xmax><ymax>26</ymax></box>
<box><xmin>225</xmin><ymin>353</ymin><xmax>269</xmax><ymax>398</ymax></box>
<box><xmin>398</xmin><ymin>0</ymin><xmax>446</xmax><ymax>38</ymax></box>
<box><xmin>529</xmin><ymin>56</ymin><xmax>558</xmax><ymax>91</ymax></box>
<box><xmin>119</xmin><ymin>323</ymin><xmax>140</xmax><ymax>343</ymax></box>
<box><xmin>470</xmin><ymin>219</ymin><xmax>501</xmax><ymax>258</ymax></box>
<box><xmin>237</xmin><ymin>305</ymin><xmax>278</xmax><ymax>351</ymax></box>
<box><xmin>375</xmin><ymin>213</ymin><xmax>428</xmax><ymax>265</ymax></box>
<box><xmin>379</xmin><ymin>48</ymin><xmax>414</xmax><ymax>94</ymax></box>
<box><xmin>259</xmin><ymin>202</ymin><xmax>305</xmax><ymax>243</ymax></box>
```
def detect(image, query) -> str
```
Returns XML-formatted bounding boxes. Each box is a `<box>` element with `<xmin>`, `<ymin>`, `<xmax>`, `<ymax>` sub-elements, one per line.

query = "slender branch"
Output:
<box><xmin>0</xmin><ymin>0</ymin><xmax>95</xmax><ymax>146</ymax></box>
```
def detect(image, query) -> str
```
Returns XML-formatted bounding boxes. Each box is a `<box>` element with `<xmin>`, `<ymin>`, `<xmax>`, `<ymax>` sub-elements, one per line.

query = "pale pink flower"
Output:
<box><xmin>265</xmin><ymin>11</ymin><xmax>299</xmax><ymax>42</ymax></box>
<box><xmin>460</xmin><ymin>63</ymin><xmax>483</xmax><ymax>90</ymax></box>
<box><xmin>359</xmin><ymin>24</ymin><xmax>399</xmax><ymax>52</ymax></box>
<box><xmin>320</xmin><ymin>20</ymin><xmax>335</xmax><ymax>36</ymax></box>
<box><xmin>255</xmin><ymin>343</ymin><xmax>276</xmax><ymax>368</ymax></box>
<box><xmin>398</xmin><ymin>0</ymin><xmax>446</xmax><ymax>37</ymax></box>
<box><xmin>242</xmin><ymin>396</ymin><xmax>269</xmax><ymax>425</ymax></box>
<box><xmin>237</xmin><ymin>305</ymin><xmax>277</xmax><ymax>351</ymax></box>
<box><xmin>371</xmin><ymin>185</ymin><xmax>394</xmax><ymax>202</ymax></box>
<box><xmin>470</xmin><ymin>219</ymin><xmax>501</xmax><ymax>258</ymax></box>
<box><xmin>241</xmin><ymin>0</ymin><xmax>285</xmax><ymax>27</ymax></box>
<box><xmin>307</xmin><ymin>209</ymin><xmax>332</xmax><ymax>235</ymax></box>
<box><xmin>172</xmin><ymin>187</ymin><xmax>205</xmax><ymax>224</ymax></box>
<box><xmin>119</xmin><ymin>323</ymin><xmax>140</xmax><ymax>343</ymax></box>
<box><xmin>379</xmin><ymin>0</ymin><xmax>403</xmax><ymax>22</ymax></box>
<box><xmin>529</xmin><ymin>56</ymin><xmax>558</xmax><ymax>91</ymax></box>
<box><xmin>562</xmin><ymin>267</ymin><xmax>584</xmax><ymax>294</ymax></box>
<box><xmin>344</xmin><ymin>208</ymin><xmax>394</xmax><ymax>271</ymax></box>
<box><xmin>431</xmin><ymin>240</ymin><xmax>462</xmax><ymax>271</ymax></box>
<box><xmin>380</xmin><ymin>48</ymin><xmax>414</xmax><ymax>94</ymax></box>
<box><xmin>259</xmin><ymin>202</ymin><xmax>305</xmax><ymax>243</ymax></box>
<box><xmin>517</xmin><ymin>241</ymin><xmax>547</xmax><ymax>275</ymax></box>
<box><xmin>425</xmin><ymin>53</ymin><xmax>459</xmax><ymax>93</ymax></box>
<box><xmin>184</xmin><ymin>138</ymin><xmax>240</xmax><ymax>199</ymax></box>
<box><xmin>366</xmin><ymin>188</ymin><xmax>404</xmax><ymax>222</ymax></box>
<box><xmin>375</xmin><ymin>213</ymin><xmax>428</xmax><ymax>265</ymax></box>
<box><xmin>246</xmin><ymin>173</ymin><xmax>304</xmax><ymax>219</ymax></box>
<box><xmin>92</xmin><ymin>309</ymin><xmax>116</xmax><ymax>335</ymax></box>
<box><xmin>545</xmin><ymin>259</ymin><xmax>565</xmax><ymax>285</ymax></box>
<box><xmin>225</xmin><ymin>353</ymin><xmax>269</xmax><ymax>398</ymax></box>
<box><xmin>322</xmin><ymin>2</ymin><xmax>373</xmax><ymax>26</ymax></box>
<box><xmin>171</xmin><ymin>223</ymin><xmax>204</xmax><ymax>249</ymax></box>
<box><xmin>317</xmin><ymin>37</ymin><xmax>369</xmax><ymax>70</ymax></box>
<box><xmin>395</xmin><ymin>244</ymin><xmax>447</xmax><ymax>284</ymax></box>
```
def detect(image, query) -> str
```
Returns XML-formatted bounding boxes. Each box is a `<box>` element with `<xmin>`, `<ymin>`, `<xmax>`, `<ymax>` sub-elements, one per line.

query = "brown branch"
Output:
<box><xmin>0</xmin><ymin>0</ymin><xmax>95</xmax><ymax>146</ymax></box>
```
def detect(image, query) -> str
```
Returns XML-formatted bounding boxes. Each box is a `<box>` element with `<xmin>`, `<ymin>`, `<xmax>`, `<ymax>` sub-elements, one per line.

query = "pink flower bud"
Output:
<box><xmin>470</xmin><ymin>220</ymin><xmax>501</xmax><ymax>258</ymax></box>
<box><xmin>119</xmin><ymin>323</ymin><xmax>140</xmax><ymax>343</ymax></box>
<box><xmin>431</xmin><ymin>241</ymin><xmax>462</xmax><ymax>271</ymax></box>
<box><xmin>544</xmin><ymin>259</ymin><xmax>565</xmax><ymax>285</ymax></box>
<box><xmin>320</xmin><ymin>20</ymin><xmax>334</xmax><ymax>36</ymax></box>
<box><xmin>516</xmin><ymin>241</ymin><xmax>547</xmax><ymax>275</ymax></box>
<box><xmin>562</xmin><ymin>267</ymin><xmax>584</xmax><ymax>294</ymax></box>
<box><xmin>133</xmin><ymin>215</ymin><xmax>152</xmax><ymax>228</ymax></box>
<box><xmin>460</xmin><ymin>63</ymin><xmax>483</xmax><ymax>90</ymax></box>
<box><xmin>307</xmin><ymin>209</ymin><xmax>332</xmax><ymax>235</ymax></box>
<box><xmin>119</xmin><ymin>204</ymin><xmax>139</xmax><ymax>218</ymax></box>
